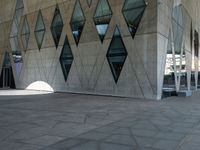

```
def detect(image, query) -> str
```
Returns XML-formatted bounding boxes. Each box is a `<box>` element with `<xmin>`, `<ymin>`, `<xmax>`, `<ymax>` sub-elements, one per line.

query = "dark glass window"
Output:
<box><xmin>163</xmin><ymin>33</ymin><xmax>175</xmax><ymax>89</ymax></box>
<box><xmin>194</xmin><ymin>30</ymin><xmax>199</xmax><ymax>57</ymax></box>
<box><xmin>10</xmin><ymin>0</ymin><xmax>24</xmax><ymax>52</ymax></box>
<box><xmin>190</xmin><ymin>22</ymin><xmax>193</xmax><ymax>53</ymax></box>
<box><xmin>107</xmin><ymin>26</ymin><xmax>127</xmax><ymax>83</ymax></box>
<box><xmin>12</xmin><ymin>51</ymin><xmax>23</xmax><ymax>79</ymax></box>
<box><xmin>21</xmin><ymin>16</ymin><xmax>30</xmax><ymax>50</ymax></box>
<box><xmin>0</xmin><ymin>52</ymin><xmax>16</xmax><ymax>88</ymax></box>
<box><xmin>122</xmin><ymin>0</ymin><xmax>146</xmax><ymax>39</ymax></box>
<box><xmin>93</xmin><ymin>0</ymin><xmax>112</xmax><ymax>43</ymax></box>
<box><xmin>51</xmin><ymin>5</ymin><xmax>63</xmax><ymax>48</ymax></box>
<box><xmin>86</xmin><ymin>0</ymin><xmax>92</xmax><ymax>7</ymax></box>
<box><xmin>172</xmin><ymin>6</ymin><xmax>183</xmax><ymax>54</ymax></box>
<box><xmin>9</xmin><ymin>0</ymin><xmax>24</xmax><ymax>80</ymax></box>
<box><xmin>34</xmin><ymin>10</ymin><xmax>45</xmax><ymax>50</ymax></box>
<box><xmin>60</xmin><ymin>36</ymin><xmax>74</xmax><ymax>81</ymax></box>
<box><xmin>191</xmin><ymin>71</ymin><xmax>196</xmax><ymax>88</ymax></box>
<box><xmin>70</xmin><ymin>0</ymin><xmax>86</xmax><ymax>46</ymax></box>
<box><xmin>198</xmin><ymin>72</ymin><xmax>200</xmax><ymax>89</ymax></box>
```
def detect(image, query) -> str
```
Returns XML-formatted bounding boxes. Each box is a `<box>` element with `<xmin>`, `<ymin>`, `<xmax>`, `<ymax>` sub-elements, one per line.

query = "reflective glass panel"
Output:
<box><xmin>51</xmin><ymin>6</ymin><xmax>63</xmax><ymax>48</ymax></box>
<box><xmin>94</xmin><ymin>0</ymin><xmax>112</xmax><ymax>43</ymax></box>
<box><xmin>70</xmin><ymin>0</ymin><xmax>86</xmax><ymax>45</ymax></box>
<box><xmin>107</xmin><ymin>26</ymin><xmax>127</xmax><ymax>83</ymax></box>
<box><xmin>122</xmin><ymin>0</ymin><xmax>146</xmax><ymax>38</ymax></box>
<box><xmin>34</xmin><ymin>10</ymin><xmax>45</xmax><ymax>50</ymax></box>
<box><xmin>60</xmin><ymin>36</ymin><xmax>74</xmax><ymax>81</ymax></box>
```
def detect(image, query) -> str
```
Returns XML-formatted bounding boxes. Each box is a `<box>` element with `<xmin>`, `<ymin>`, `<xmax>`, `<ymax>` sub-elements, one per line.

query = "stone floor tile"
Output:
<box><xmin>78</xmin><ymin>131</ymin><xmax>111</xmax><ymax>140</ymax></box>
<box><xmin>69</xmin><ymin>141</ymin><xmax>98</xmax><ymax>150</ymax></box>
<box><xmin>100</xmin><ymin>142</ymin><xmax>134</xmax><ymax>150</ymax></box>
<box><xmin>135</xmin><ymin>136</ymin><xmax>156</xmax><ymax>147</ymax></box>
<box><xmin>46</xmin><ymin>138</ymin><xmax>87</xmax><ymax>150</ymax></box>
<box><xmin>152</xmin><ymin>139</ymin><xmax>179</xmax><ymax>150</ymax></box>
<box><xmin>24</xmin><ymin>135</ymin><xmax>64</xmax><ymax>146</ymax></box>
<box><xmin>131</xmin><ymin>129</ymin><xmax>157</xmax><ymax>137</ymax></box>
<box><xmin>104</xmin><ymin>134</ymin><xmax>137</xmax><ymax>146</ymax></box>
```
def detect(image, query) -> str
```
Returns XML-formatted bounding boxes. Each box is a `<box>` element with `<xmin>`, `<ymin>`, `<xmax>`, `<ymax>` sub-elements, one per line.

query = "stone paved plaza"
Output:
<box><xmin>0</xmin><ymin>90</ymin><xmax>200</xmax><ymax>150</ymax></box>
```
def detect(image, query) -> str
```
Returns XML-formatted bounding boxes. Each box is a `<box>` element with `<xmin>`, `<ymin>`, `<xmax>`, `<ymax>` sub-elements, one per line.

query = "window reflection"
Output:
<box><xmin>21</xmin><ymin>16</ymin><xmax>30</xmax><ymax>50</ymax></box>
<box><xmin>107</xmin><ymin>26</ymin><xmax>127</xmax><ymax>83</ymax></box>
<box><xmin>94</xmin><ymin>0</ymin><xmax>112</xmax><ymax>43</ymax></box>
<box><xmin>34</xmin><ymin>10</ymin><xmax>45</xmax><ymax>50</ymax></box>
<box><xmin>51</xmin><ymin>5</ymin><xmax>63</xmax><ymax>48</ymax></box>
<box><xmin>59</xmin><ymin>36</ymin><xmax>74</xmax><ymax>81</ymax></box>
<box><xmin>70</xmin><ymin>0</ymin><xmax>85</xmax><ymax>46</ymax></box>
<box><xmin>122</xmin><ymin>0</ymin><xmax>146</xmax><ymax>39</ymax></box>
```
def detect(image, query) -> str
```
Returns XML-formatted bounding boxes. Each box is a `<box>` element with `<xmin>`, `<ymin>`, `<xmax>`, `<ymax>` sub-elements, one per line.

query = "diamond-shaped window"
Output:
<box><xmin>21</xmin><ymin>16</ymin><xmax>30</xmax><ymax>50</ymax></box>
<box><xmin>70</xmin><ymin>0</ymin><xmax>86</xmax><ymax>46</ymax></box>
<box><xmin>86</xmin><ymin>0</ymin><xmax>92</xmax><ymax>7</ymax></box>
<box><xmin>122</xmin><ymin>0</ymin><xmax>146</xmax><ymax>39</ymax></box>
<box><xmin>93</xmin><ymin>0</ymin><xmax>112</xmax><ymax>43</ymax></box>
<box><xmin>16</xmin><ymin>0</ymin><xmax>24</xmax><ymax>10</ymax></box>
<box><xmin>107</xmin><ymin>26</ymin><xmax>127</xmax><ymax>83</ymax></box>
<box><xmin>9</xmin><ymin>0</ymin><xmax>24</xmax><ymax>80</ymax></box>
<box><xmin>60</xmin><ymin>36</ymin><xmax>74</xmax><ymax>81</ymax></box>
<box><xmin>51</xmin><ymin>5</ymin><xmax>64</xmax><ymax>48</ymax></box>
<box><xmin>172</xmin><ymin>18</ymin><xmax>183</xmax><ymax>54</ymax></box>
<box><xmin>34</xmin><ymin>10</ymin><xmax>45</xmax><ymax>50</ymax></box>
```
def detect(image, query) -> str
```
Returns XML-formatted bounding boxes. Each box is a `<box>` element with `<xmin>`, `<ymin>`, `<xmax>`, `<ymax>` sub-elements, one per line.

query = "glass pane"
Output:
<box><xmin>22</xmin><ymin>34</ymin><xmax>29</xmax><ymax>49</ymax></box>
<box><xmin>12</xmin><ymin>51</ymin><xmax>23</xmax><ymax>63</ymax></box>
<box><xmin>21</xmin><ymin>16</ymin><xmax>30</xmax><ymax>49</ymax></box>
<box><xmin>123</xmin><ymin>0</ymin><xmax>146</xmax><ymax>9</ymax></box>
<box><xmin>86</xmin><ymin>0</ymin><xmax>92</xmax><ymax>7</ymax></box>
<box><xmin>10</xmin><ymin>20</ymin><xmax>18</xmax><ymax>37</ymax></box>
<box><xmin>71</xmin><ymin>0</ymin><xmax>85</xmax><ymax>22</ymax></box>
<box><xmin>94</xmin><ymin>0</ymin><xmax>112</xmax><ymax>43</ymax></box>
<box><xmin>180</xmin><ymin>57</ymin><xmax>187</xmax><ymax>89</ymax></box>
<box><xmin>70</xmin><ymin>0</ymin><xmax>86</xmax><ymax>45</ymax></box>
<box><xmin>10</xmin><ymin>36</ymin><xmax>18</xmax><ymax>52</ymax></box>
<box><xmin>60</xmin><ymin>36</ymin><xmax>74</xmax><ymax>81</ymax></box>
<box><xmin>22</xmin><ymin>17</ymin><xmax>29</xmax><ymax>34</ymax></box>
<box><xmin>35</xmin><ymin>31</ymin><xmax>45</xmax><ymax>50</ymax></box>
<box><xmin>191</xmin><ymin>71</ymin><xmax>196</xmax><ymax>89</ymax></box>
<box><xmin>51</xmin><ymin>6</ymin><xmax>63</xmax><ymax>48</ymax></box>
<box><xmin>122</xmin><ymin>0</ymin><xmax>146</xmax><ymax>38</ymax></box>
<box><xmin>194</xmin><ymin>30</ymin><xmax>199</xmax><ymax>57</ymax></box>
<box><xmin>35</xmin><ymin>10</ymin><xmax>45</xmax><ymax>50</ymax></box>
<box><xmin>107</xmin><ymin>26</ymin><xmax>127</xmax><ymax>83</ymax></box>
<box><xmin>35</xmin><ymin>10</ymin><xmax>45</xmax><ymax>31</ymax></box>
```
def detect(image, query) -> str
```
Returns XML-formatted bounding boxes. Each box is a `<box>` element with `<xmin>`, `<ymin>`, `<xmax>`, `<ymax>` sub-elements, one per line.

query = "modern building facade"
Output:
<box><xmin>0</xmin><ymin>0</ymin><xmax>199</xmax><ymax>100</ymax></box>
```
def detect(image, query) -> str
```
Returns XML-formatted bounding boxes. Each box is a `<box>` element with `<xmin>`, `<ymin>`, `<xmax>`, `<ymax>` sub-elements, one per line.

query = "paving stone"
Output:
<box><xmin>155</xmin><ymin>132</ymin><xmax>185</xmax><ymax>140</ymax></box>
<box><xmin>78</xmin><ymin>131</ymin><xmax>111</xmax><ymax>140</ymax></box>
<box><xmin>152</xmin><ymin>139</ymin><xmax>179</xmax><ymax>150</ymax></box>
<box><xmin>104</xmin><ymin>134</ymin><xmax>137</xmax><ymax>146</ymax></box>
<box><xmin>112</xmin><ymin>127</ymin><xmax>131</xmax><ymax>135</ymax></box>
<box><xmin>178</xmin><ymin>143</ymin><xmax>200</xmax><ymax>150</ymax></box>
<box><xmin>131</xmin><ymin>129</ymin><xmax>157</xmax><ymax>137</ymax></box>
<box><xmin>94</xmin><ymin>125</ymin><xmax>119</xmax><ymax>133</ymax></box>
<box><xmin>100</xmin><ymin>142</ymin><xmax>133</xmax><ymax>150</ymax></box>
<box><xmin>47</xmin><ymin>138</ymin><xmax>86</xmax><ymax>149</ymax></box>
<box><xmin>1</xmin><ymin>91</ymin><xmax>200</xmax><ymax>149</ymax></box>
<box><xmin>69</xmin><ymin>141</ymin><xmax>98</xmax><ymax>150</ymax></box>
<box><xmin>135</xmin><ymin>136</ymin><xmax>156</xmax><ymax>147</ymax></box>
<box><xmin>24</xmin><ymin>135</ymin><xmax>64</xmax><ymax>146</ymax></box>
